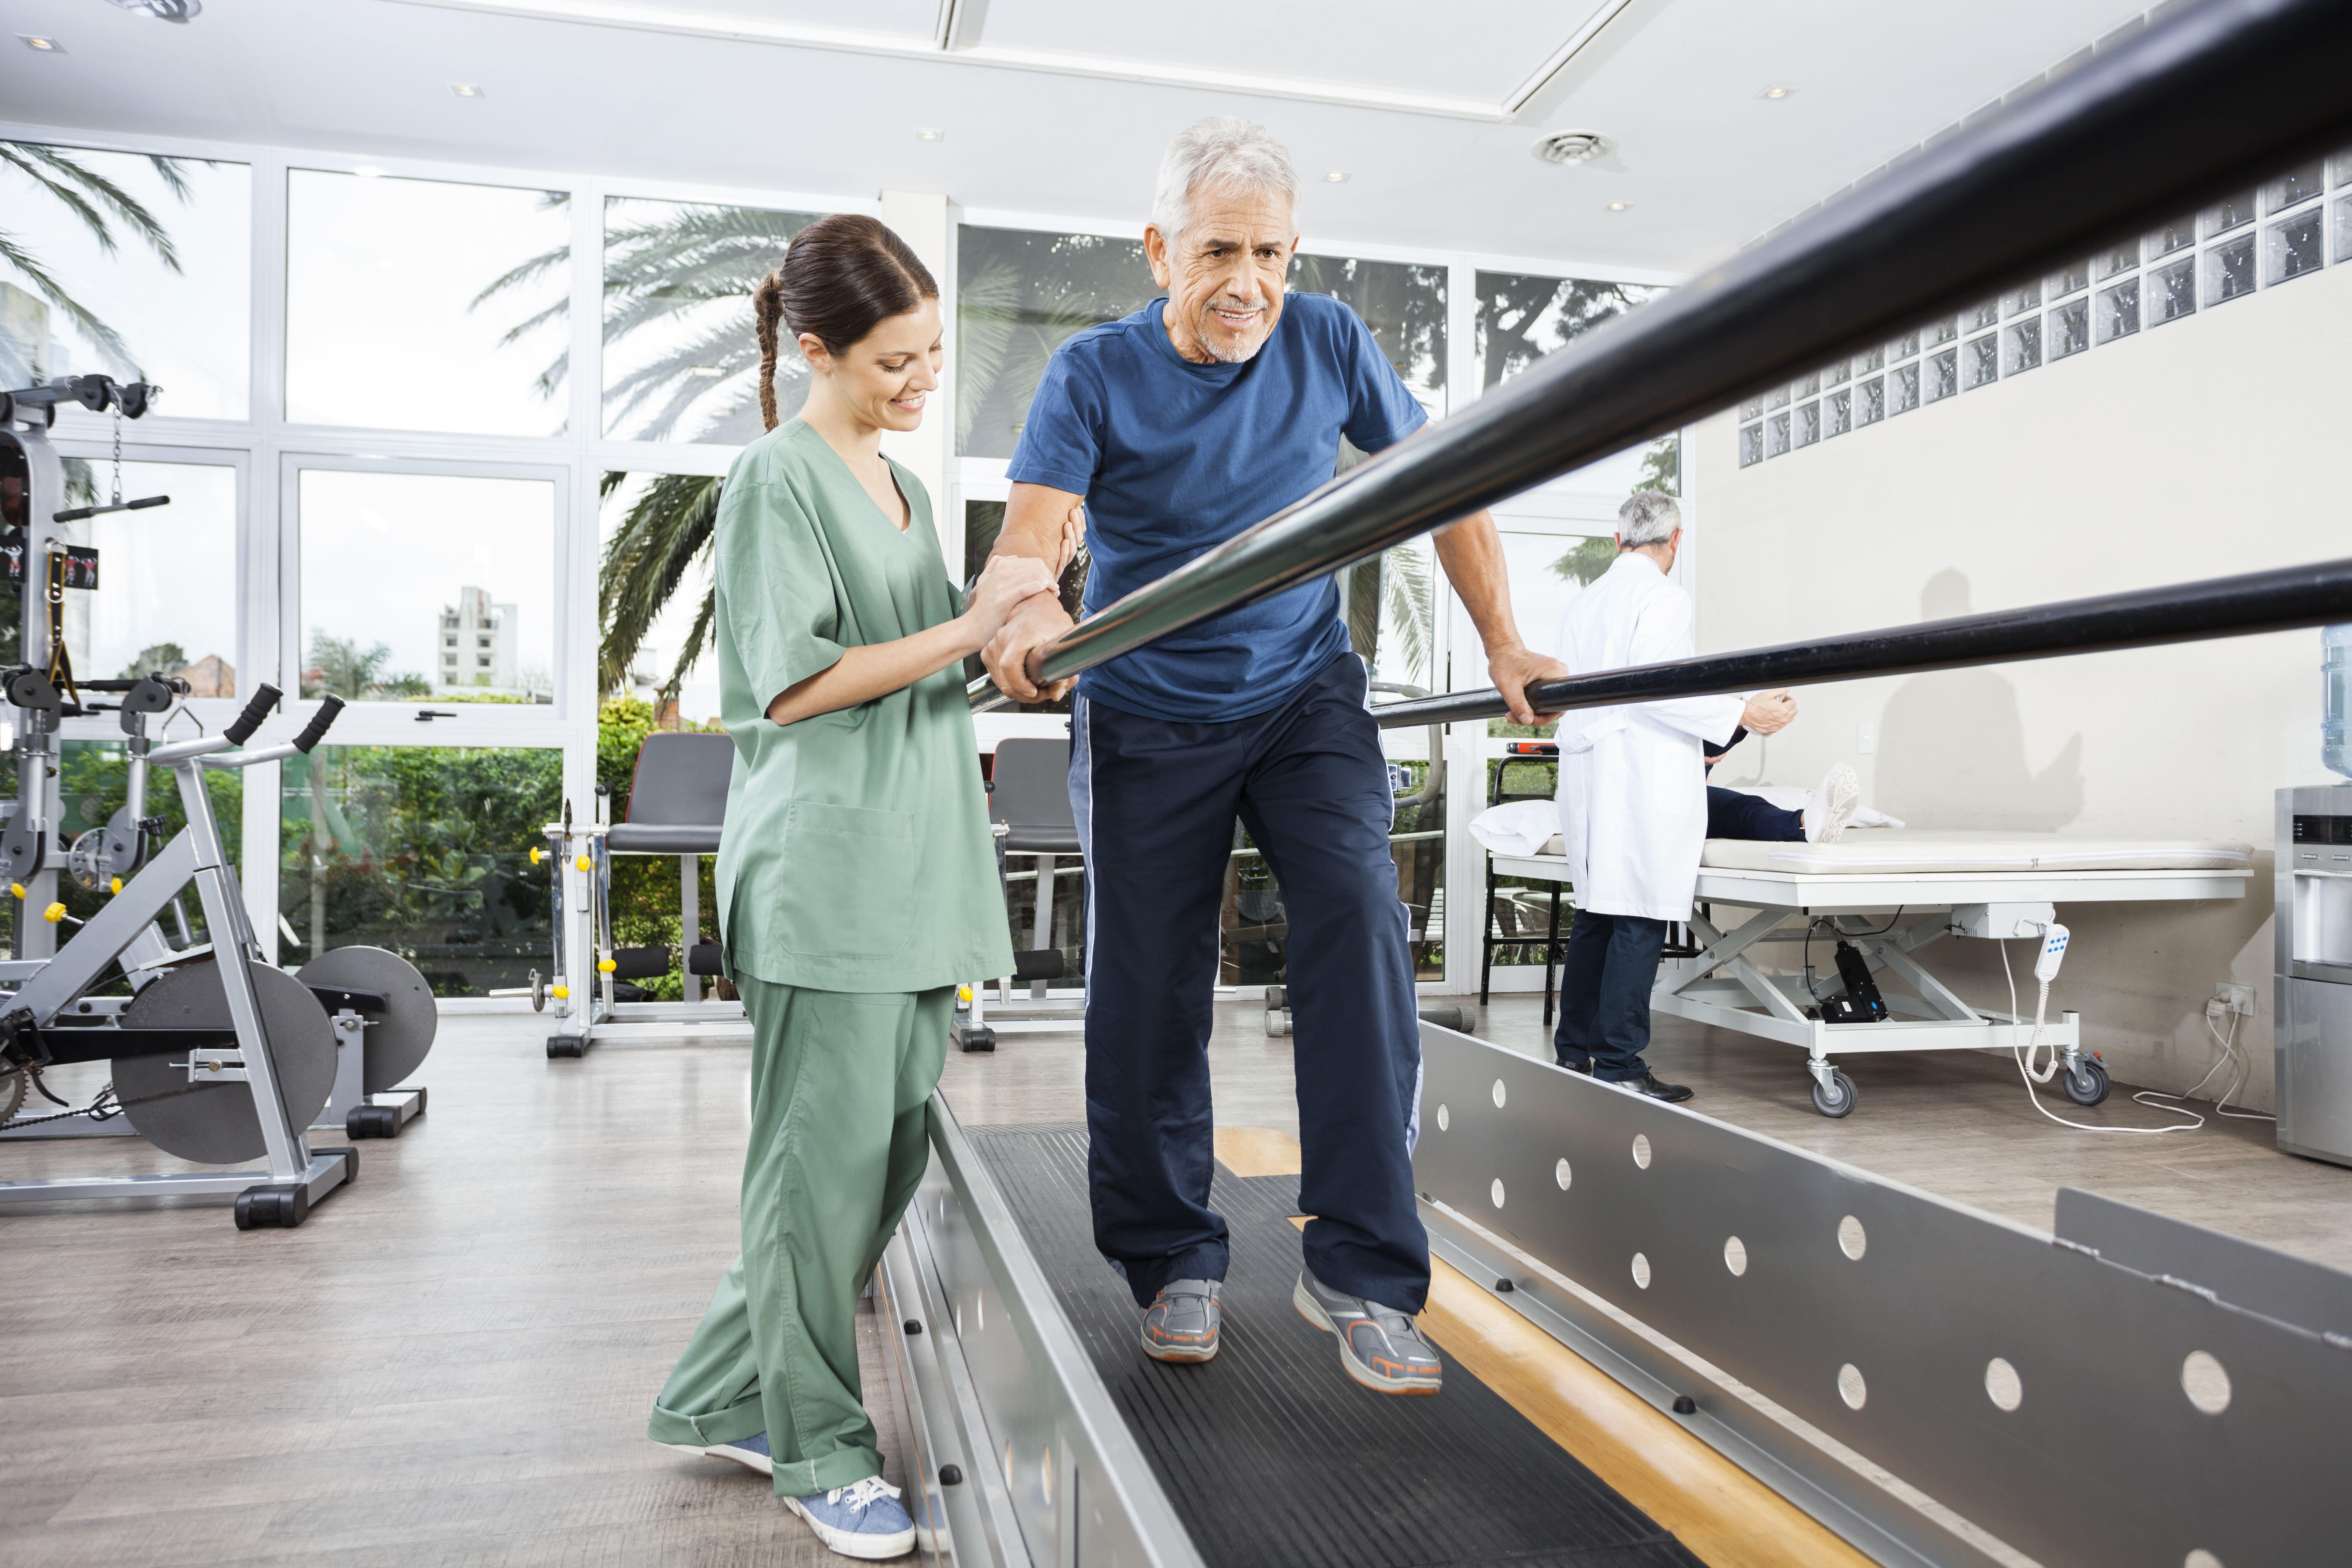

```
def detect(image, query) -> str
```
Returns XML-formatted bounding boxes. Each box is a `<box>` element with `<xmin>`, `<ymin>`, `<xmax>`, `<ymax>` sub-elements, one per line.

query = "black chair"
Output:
<box><xmin>1479</xmin><ymin>741</ymin><xmax>1571</xmax><ymax>1025</ymax></box>
<box><xmin>603</xmin><ymin>731</ymin><xmax>734</xmax><ymax>1002</ymax></box>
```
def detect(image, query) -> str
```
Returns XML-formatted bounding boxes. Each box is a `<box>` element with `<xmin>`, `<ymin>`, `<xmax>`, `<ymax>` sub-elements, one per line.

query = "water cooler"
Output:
<box><xmin>2277</xmin><ymin>786</ymin><xmax>2352</xmax><ymax>1165</ymax></box>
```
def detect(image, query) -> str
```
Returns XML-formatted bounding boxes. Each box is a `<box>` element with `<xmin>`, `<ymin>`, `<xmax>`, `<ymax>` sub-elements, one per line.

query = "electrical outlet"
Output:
<box><xmin>2215</xmin><ymin>982</ymin><xmax>2257</xmax><ymax>1017</ymax></box>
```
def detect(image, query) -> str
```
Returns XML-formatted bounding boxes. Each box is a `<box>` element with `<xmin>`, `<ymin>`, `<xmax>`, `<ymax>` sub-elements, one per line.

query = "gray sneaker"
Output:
<box><xmin>1292</xmin><ymin>1268</ymin><xmax>1443</xmax><ymax>1395</ymax></box>
<box><xmin>1140</xmin><ymin>1278</ymin><xmax>1222</xmax><ymax>1363</ymax></box>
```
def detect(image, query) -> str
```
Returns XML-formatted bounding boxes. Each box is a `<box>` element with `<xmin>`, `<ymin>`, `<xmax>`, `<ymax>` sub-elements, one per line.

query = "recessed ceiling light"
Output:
<box><xmin>353</xmin><ymin>165</ymin><xmax>387</xmax><ymax>178</ymax></box>
<box><xmin>450</xmin><ymin>83</ymin><xmax>485</xmax><ymax>98</ymax></box>
<box><xmin>1604</xmin><ymin>201</ymin><xmax>1633</xmax><ymax>212</ymax></box>
<box><xmin>1533</xmin><ymin>128</ymin><xmax>1614</xmax><ymax>166</ymax></box>
<box><xmin>915</xmin><ymin>127</ymin><xmax>945</xmax><ymax>142</ymax></box>
<box><xmin>1761</xmin><ymin>85</ymin><xmax>1798</xmax><ymax>100</ymax></box>
<box><xmin>1324</xmin><ymin>171</ymin><xmax>1350</xmax><ymax>183</ymax></box>
<box><xmin>18</xmin><ymin>34</ymin><xmax>65</xmax><ymax>51</ymax></box>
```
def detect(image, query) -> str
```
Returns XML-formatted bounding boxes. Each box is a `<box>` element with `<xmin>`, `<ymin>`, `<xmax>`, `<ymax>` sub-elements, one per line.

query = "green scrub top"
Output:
<box><xmin>712</xmin><ymin>419</ymin><xmax>1015</xmax><ymax>994</ymax></box>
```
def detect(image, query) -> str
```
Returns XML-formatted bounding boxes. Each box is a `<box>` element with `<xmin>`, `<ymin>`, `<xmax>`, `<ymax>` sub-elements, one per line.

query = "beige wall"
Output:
<box><xmin>1691</xmin><ymin>260</ymin><xmax>2352</xmax><ymax>1109</ymax></box>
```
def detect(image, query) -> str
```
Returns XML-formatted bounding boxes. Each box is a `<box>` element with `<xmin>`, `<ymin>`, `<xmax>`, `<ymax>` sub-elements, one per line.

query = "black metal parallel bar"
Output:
<box><xmin>1373</xmin><ymin>556</ymin><xmax>2352</xmax><ymax>729</ymax></box>
<box><xmin>972</xmin><ymin>0</ymin><xmax>2352</xmax><ymax>713</ymax></box>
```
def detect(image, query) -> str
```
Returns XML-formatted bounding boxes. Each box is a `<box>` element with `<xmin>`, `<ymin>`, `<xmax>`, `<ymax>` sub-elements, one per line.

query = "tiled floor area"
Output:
<box><xmin>5</xmin><ymin>993</ymin><xmax>2347</xmax><ymax>1566</ymax></box>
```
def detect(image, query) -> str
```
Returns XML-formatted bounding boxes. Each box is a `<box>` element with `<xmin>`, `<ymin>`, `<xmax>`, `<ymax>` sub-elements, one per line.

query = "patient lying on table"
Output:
<box><xmin>1704</xmin><ymin>726</ymin><xmax>1889</xmax><ymax>843</ymax></box>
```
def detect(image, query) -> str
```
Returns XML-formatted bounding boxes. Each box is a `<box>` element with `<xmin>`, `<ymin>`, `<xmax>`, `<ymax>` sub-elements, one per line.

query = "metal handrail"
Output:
<box><xmin>969</xmin><ymin>0</ymin><xmax>2352</xmax><ymax>714</ymax></box>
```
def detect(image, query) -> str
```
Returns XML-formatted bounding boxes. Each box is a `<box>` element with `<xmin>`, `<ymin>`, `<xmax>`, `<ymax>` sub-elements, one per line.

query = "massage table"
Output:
<box><xmin>1485</xmin><ymin>831</ymin><xmax>2253</xmax><ymax>1117</ymax></box>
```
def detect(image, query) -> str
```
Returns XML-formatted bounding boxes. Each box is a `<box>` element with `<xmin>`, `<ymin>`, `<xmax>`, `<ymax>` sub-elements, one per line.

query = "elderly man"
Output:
<box><xmin>1552</xmin><ymin>491</ymin><xmax>1798</xmax><ymax>1100</ymax></box>
<box><xmin>981</xmin><ymin>116</ymin><xmax>1565</xmax><ymax>1396</ymax></box>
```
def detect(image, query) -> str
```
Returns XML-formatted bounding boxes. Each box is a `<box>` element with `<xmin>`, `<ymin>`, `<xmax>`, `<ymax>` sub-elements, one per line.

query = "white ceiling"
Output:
<box><xmin>0</xmin><ymin>0</ymin><xmax>2153</xmax><ymax>273</ymax></box>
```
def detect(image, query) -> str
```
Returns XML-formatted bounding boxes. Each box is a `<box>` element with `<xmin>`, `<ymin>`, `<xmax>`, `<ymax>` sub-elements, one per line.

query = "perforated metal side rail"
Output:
<box><xmin>1413</xmin><ymin>1025</ymin><xmax>2352</xmax><ymax>1568</ymax></box>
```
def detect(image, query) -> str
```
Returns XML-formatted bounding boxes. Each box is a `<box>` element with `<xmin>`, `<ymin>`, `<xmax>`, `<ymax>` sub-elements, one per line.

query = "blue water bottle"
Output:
<box><xmin>2326</xmin><ymin>624</ymin><xmax>2352</xmax><ymax>780</ymax></box>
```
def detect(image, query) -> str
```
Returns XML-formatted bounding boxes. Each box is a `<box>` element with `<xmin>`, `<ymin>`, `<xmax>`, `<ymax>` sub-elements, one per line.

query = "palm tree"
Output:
<box><xmin>598</xmin><ymin>469</ymin><xmax>721</xmax><ymax>698</ymax></box>
<box><xmin>0</xmin><ymin>142</ymin><xmax>194</xmax><ymax>380</ymax></box>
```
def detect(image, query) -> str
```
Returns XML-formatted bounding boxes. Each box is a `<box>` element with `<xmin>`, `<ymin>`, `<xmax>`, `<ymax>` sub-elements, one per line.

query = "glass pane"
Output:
<box><xmin>2094</xmin><ymin>243</ymin><xmax>2138</xmax><ymax>281</ymax></box>
<box><xmin>2004</xmin><ymin>317</ymin><xmax>2041</xmax><ymax>375</ymax></box>
<box><xmin>1474</xmin><ymin>271</ymin><xmax>1664</xmax><ymax>391</ymax></box>
<box><xmin>1826</xmin><ymin>387</ymin><xmax>1851</xmax><ymax>437</ymax></box>
<box><xmin>1765</xmin><ymin>412</ymin><xmax>1790</xmax><ymax>457</ymax></box>
<box><xmin>957</xmin><ymin>226</ymin><xmax>1155</xmax><ymax>459</ymax></box>
<box><xmin>1791</xmin><ymin>371</ymin><xmax>1820</xmax><ymax>399</ymax></box>
<box><xmin>1822</xmin><ymin>358</ymin><xmax>1849</xmax><ymax>387</ymax></box>
<box><xmin>299</xmin><ymin>469</ymin><xmax>556</xmax><ymax>703</ymax></box>
<box><xmin>1766</xmin><ymin>383</ymin><xmax>1790</xmax><ymax>410</ymax></box>
<box><xmin>1857</xmin><ymin>376</ymin><xmax>1885</xmax><ymax>425</ymax></box>
<box><xmin>57</xmin><ymin>740</ymin><xmax>242</xmax><ymax>938</ymax></box>
<box><xmin>2001</xmin><ymin>281</ymin><xmax>2040</xmax><ymax>316</ymax></box>
<box><xmin>2205</xmin><ymin>237</ymin><xmax>2257</xmax><ymax>305</ymax></box>
<box><xmin>286</xmin><ymin>170</ymin><xmax>570</xmax><ymax>434</ymax></box>
<box><xmin>2149</xmin><ymin>256</ymin><xmax>2196</xmax><ymax>325</ymax></box>
<box><xmin>2051</xmin><ymin>297</ymin><xmax>2091</xmax><ymax>358</ymax></box>
<box><xmin>2265</xmin><ymin>211</ymin><xmax>2324</xmax><ymax>283</ymax></box>
<box><xmin>2265</xmin><ymin>161</ymin><xmax>2325</xmax><ymax>214</ymax></box>
<box><xmin>2096</xmin><ymin>279</ymin><xmax>2139</xmax><ymax>343</ymax></box>
<box><xmin>1966</xmin><ymin>299</ymin><xmax>1999</xmax><ymax>332</ymax></box>
<box><xmin>2047</xmin><ymin>260</ymin><xmax>2090</xmax><ymax>298</ymax></box>
<box><xmin>1794</xmin><ymin>400</ymin><xmax>1820</xmax><ymax>447</ymax></box>
<box><xmin>1927</xmin><ymin>348</ymin><xmax>1958</xmax><ymax>402</ymax></box>
<box><xmin>600</xmin><ymin>471</ymin><xmax>721</xmax><ymax>725</ymax></box>
<box><xmin>602</xmin><ymin>198</ymin><xmax>823</xmax><ymax>444</ymax></box>
<box><xmin>1738</xmin><ymin>396</ymin><xmax>1762</xmax><ymax>421</ymax></box>
<box><xmin>1738</xmin><ymin>423</ymin><xmax>1763</xmax><ymax>467</ymax></box>
<box><xmin>1924</xmin><ymin>315</ymin><xmax>1958</xmax><ymax>347</ymax></box>
<box><xmin>0</xmin><ymin>141</ymin><xmax>250</xmax><ymax>417</ymax></box>
<box><xmin>1890</xmin><ymin>363</ymin><xmax>1919</xmax><ymax>414</ymax></box>
<box><xmin>1857</xmin><ymin>345</ymin><xmax>1885</xmax><ymax>372</ymax></box>
<box><xmin>2144</xmin><ymin>215</ymin><xmax>2196</xmax><ymax>258</ymax></box>
<box><xmin>2339</xmin><ymin>197</ymin><xmax>2352</xmax><ymax>272</ymax></box>
<box><xmin>1292</xmin><ymin>254</ymin><xmax>1447</xmax><ymax>416</ymax></box>
<box><xmin>1886</xmin><ymin>330</ymin><xmax>1919</xmax><ymax>361</ymax></box>
<box><xmin>281</xmin><ymin>745</ymin><xmax>559</xmax><ymax>995</ymax></box>
<box><xmin>67</xmin><ymin>457</ymin><xmax>238</xmax><ymax>694</ymax></box>
<box><xmin>1963</xmin><ymin>335</ymin><xmax>1998</xmax><ymax>389</ymax></box>
<box><xmin>2336</xmin><ymin>150</ymin><xmax>2352</xmax><ymax>188</ymax></box>
<box><xmin>2203</xmin><ymin>191</ymin><xmax>2257</xmax><ymax>237</ymax></box>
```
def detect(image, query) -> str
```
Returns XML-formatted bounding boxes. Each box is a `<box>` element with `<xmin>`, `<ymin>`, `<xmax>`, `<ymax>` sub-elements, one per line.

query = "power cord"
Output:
<box><xmin>2000</xmin><ymin>939</ymin><xmax>2202</xmax><ymax>1135</ymax></box>
<box><xmin>2133</xmin><ymin>1004</ymin><xmax>2275</xmax><ymax>1124</ymax></box>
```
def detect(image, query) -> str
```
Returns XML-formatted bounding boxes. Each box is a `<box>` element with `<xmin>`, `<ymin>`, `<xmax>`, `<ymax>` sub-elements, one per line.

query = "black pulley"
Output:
<box><xmin>113</xmin><ymin>961</ymin><xmax>337</xmax><ymax>1163</ymax></box>
<box><xmin>297</xmin><ymin>944</ymin><xmax>437</xmax><ymax>1094</ymax></box>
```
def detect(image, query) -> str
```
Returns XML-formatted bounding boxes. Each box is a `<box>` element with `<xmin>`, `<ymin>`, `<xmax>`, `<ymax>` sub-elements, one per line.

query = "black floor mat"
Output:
<box><xmin>969</xmin><ymin>1124</ymin><xmax>1706</xmax><ymax>1568</ymax></box>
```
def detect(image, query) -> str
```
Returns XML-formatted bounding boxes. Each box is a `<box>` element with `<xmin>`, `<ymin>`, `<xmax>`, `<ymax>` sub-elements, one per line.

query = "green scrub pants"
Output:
<box><xmin>649</xmin><ymin>977</ymin><xmax>950</xmax><ymax>1496</ymax></box>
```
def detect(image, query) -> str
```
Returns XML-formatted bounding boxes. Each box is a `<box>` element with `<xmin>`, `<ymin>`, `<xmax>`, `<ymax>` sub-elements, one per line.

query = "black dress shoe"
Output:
<box><xmin>1627</xmin><ymin>1073</ymin><xmax>1694</xmax><ymax>1103</ymax></box>
<box><xmin>1556</xmin><ymin>1056</ymin><xmax>1594</xmax><ymax>1075</ymax></box>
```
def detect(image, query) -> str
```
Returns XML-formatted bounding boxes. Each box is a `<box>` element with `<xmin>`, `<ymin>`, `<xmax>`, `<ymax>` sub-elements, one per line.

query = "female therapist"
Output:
<box><xmin>647</xmin><ymin>214</ymin><xmax>1058</xmax><ymax>1562</ymax></box>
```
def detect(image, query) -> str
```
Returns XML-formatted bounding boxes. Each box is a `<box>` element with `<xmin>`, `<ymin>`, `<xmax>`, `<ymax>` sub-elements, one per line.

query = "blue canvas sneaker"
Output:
<box><xmin>703</xmin><ymin>1430</ymin><xmax>773</xmax><ymax>1475</ymax></box>
<box><xmin>787</xmin><ymin>1476</ymin><xmax>917</xmax><ymax>1560</ymax></box>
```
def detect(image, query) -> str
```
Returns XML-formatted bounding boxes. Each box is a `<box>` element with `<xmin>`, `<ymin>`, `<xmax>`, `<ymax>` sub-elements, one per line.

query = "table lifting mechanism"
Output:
<box><xmin>0</xmin><ymin>379</ymin><xmax>438</xmax><ymax>1226</ymax></box>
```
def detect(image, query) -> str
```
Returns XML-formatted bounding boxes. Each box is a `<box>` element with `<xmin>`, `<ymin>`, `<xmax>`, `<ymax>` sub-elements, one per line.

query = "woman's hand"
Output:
<box><xmin>1055</xmin><ymin>501</ymin><xmax>1087</xmax><ymax>576</ymax></box>
<box><xmin>961</xmin><ymin>553</ymin><xmax>1060</xmax><ymax>653</ymax></box>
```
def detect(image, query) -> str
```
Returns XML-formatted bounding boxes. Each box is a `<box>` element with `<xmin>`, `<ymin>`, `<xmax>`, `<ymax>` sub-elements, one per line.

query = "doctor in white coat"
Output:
<box><xmin>1552</xmin><ymin>492</ymin><xmax>1795</xmax><ymax>1101</ymax></box>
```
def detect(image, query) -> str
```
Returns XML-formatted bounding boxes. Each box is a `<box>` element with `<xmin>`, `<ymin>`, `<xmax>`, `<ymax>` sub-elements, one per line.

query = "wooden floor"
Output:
<box><xmin>7</xmin><ymin>993</ymin><xmax>2349</xmax><ymax>1567</ymax></box>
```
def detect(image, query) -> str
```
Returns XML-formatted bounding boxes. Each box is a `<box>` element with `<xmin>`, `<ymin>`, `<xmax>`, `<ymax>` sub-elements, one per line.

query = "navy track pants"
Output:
<box><xmin>1705</xmin><ymin>784</ymin><xmax>1803</xmax><ymax>841</ymax></box>
<box><xmin>1069</xmin><ymin>655</ymin><xmax>1430</xmax><ymax>1314</ymax></box>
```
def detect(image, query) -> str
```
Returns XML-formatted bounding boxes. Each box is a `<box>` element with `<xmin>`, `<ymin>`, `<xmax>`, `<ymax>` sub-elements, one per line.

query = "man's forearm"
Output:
<box><xmin>990</xmin><ymin>481</ymin><xmax>1079</xmax><ymax>567</ymax></box>
<box><xmin>1432</xmin><ymin>509</ymin><xmax>1527</xmax><ymax>655</ymax></box>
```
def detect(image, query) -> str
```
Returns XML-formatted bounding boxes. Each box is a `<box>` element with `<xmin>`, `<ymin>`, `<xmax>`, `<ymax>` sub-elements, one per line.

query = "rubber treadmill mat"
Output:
<box><xmin>970</xmin><ymin>1125</ymin><xmax>1706</xmax><ymax>1568</ymax></box>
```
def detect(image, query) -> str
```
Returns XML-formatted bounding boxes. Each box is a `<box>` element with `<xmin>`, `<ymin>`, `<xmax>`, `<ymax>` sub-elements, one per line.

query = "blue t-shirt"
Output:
<box><xmin>1006</xmin><ymin>291</ymin><xmax>1429</xmax><ymax>722</ymax></box>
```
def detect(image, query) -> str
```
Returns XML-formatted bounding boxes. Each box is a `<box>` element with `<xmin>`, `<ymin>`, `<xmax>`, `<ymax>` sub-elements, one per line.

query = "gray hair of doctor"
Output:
<box><xmin>1150</xmin><ymin>116</ymin><xmax>1302</xmax><ymax>253</ymax></box>
<box><xmin>1618</xmin><ymin>490</ymin><xmax>1681</xmax><ymax>548</ymax></box>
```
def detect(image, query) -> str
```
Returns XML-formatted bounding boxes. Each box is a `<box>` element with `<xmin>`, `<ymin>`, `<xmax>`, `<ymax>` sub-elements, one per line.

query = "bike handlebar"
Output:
<box><xmin>292</xmin><ymin>696</ymin><xmax>345</xmax><ymax>754</ymax></box>
<box><xmin>224</xmin><ymin>684</ymin><xmax>280</xmax><ymax>745</ymax></box>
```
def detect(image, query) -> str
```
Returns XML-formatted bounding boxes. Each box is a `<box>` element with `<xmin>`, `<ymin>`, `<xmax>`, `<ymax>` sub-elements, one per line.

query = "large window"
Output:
<box><xmin>69</xmin><ymin>456</ymin><xmax>240</xmax><ymax>695</ymax></box>
<box><xmin>599</xmin><ymin>470</ymin><xmax>720</xmax><ymax>725</ymax></box>
<box><xmin>285</xmin><ymin>170</ymin><xmax>571</xmax><ymax>434</ymax></box>
<box><xmin>1294</xmin><ymin>254</ymin><xmax>1447</xmax><ymax>419</ymax></box>
<box><xmin>0</xmin><ymin>141</ymin><xmax>250</xmax><ymax>418</ymax></box>
<box><xmin>957</xmin><ymin>226</ymin><xmax>1156</xmax><ymax>459</ymax></box>
<box><xmin>1476</xmin><ymin>269</ymin><xmax>1674</xmax><ymax>493</ymax></box>
<box><xmin>601</xmin><ymin>198</ymin><xmax>823</xmax><ymax>444</ymax></box>
<box><xmin>295</xmin><ymin>467</ymin><xmax>558</xmax><ymax>704</ymax></box>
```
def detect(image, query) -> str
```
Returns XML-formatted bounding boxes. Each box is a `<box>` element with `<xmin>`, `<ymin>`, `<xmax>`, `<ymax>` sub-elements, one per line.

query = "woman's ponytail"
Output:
<box><xmin>754</xmin><ymin>268</ymin><xmax>788</xmax><ymax>432</ymax></box>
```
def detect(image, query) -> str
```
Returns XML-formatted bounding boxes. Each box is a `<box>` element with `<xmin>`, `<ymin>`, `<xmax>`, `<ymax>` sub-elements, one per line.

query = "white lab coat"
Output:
<box><xmin>1552</xmin><ymin>552</ymin><xmax>1746</xmax><ymax>922</ymax></box>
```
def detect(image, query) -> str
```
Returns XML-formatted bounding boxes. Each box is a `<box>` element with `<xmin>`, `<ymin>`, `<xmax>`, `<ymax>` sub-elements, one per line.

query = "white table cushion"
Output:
<box><xmin>1698</xmin><ymin>830</ymin><xmax>2253</xmax><ymax>874</ymax></box>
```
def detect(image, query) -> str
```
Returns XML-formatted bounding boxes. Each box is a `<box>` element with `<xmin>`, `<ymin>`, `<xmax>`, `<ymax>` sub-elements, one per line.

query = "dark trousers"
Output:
<box><xmin>1706</xmin><ymin>784</ymin><xmax>1804</xmax><ymax>841</ymax></box>
<box><xmin>1070</xmin><ymin>655</ymin><xmax>1430</xmax><ymax>1313</ymax></box>
<box><xmin>1553</xmin><ymin>911</ymin><xmax>1669</xmax><ymax>1081</ymax></box>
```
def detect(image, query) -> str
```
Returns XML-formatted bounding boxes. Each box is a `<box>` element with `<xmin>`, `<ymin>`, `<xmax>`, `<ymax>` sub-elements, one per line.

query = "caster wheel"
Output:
<box><xmin>529</xmin><ymin>971</ymin><xmax>547</xmax><ymax>1013</ymax></box>
<box><xmin>2063</xmin><ymin>1059</ymin><xmax>2111</xmax><ymax>1106</ymax></box>
<box><xmin>546</xmin><ymin>1036</ymin><xmax>584</xmax><ymax>1059</ymax></box>
<box><xmin>1266</xmin><ymin>985</ymin><xmax>1285</xmax><ymax>1011</ymax></box>
<box><xmin>1266</xmin><ymin>1010</ymin><xmax>1291</xmax><ymax>1038</ymax></box>
<box><xmin>1810</xmin><ymin>1069</ymin><xmax>1858</xmax><ymax>1119</ymax></box>
<box><xmin>958</xmin><ymin>1027</ymin><xmax>996</xmax><ymax>1054</ymax></box>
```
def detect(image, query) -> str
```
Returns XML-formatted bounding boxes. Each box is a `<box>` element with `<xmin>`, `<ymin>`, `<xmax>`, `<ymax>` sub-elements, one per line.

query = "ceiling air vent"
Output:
<box><xmin>1532</xmin><ymin>129</ymin><xmax>1614</xmax><ymax>166</ymax></box>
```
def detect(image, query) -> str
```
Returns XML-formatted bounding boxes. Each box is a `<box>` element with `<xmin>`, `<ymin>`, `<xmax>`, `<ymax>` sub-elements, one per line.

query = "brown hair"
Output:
<box><xmin>754</xmin><ymin>214</ymin><xmax>939</xmax><ymax>431</ymax></box>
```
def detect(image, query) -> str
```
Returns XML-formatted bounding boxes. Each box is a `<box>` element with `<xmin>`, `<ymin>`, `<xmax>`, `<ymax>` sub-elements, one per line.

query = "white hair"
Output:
<box><xmin>1150</xmin><ymin>116</ymin><xmax>1301</xmax><ymax>253</ymax></box>
<box><xmin>1618</xmin><ymin>490</ymin><xmax>1681</xmax><ymax>547</ymax></box>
